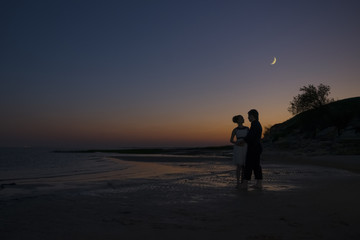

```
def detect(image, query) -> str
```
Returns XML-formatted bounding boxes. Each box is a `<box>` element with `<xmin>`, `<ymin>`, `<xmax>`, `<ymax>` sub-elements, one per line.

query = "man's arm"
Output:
<box><xmin>244</xmin><ymin>122</ymin><xmax>261</xmax><ymax>145</ymax></box>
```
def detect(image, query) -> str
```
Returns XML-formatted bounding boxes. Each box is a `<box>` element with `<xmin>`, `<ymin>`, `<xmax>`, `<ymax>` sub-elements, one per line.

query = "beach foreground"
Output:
<box><xmin>1</xmin><ymin>153</ymin><xmax>360</xmax><ymax>240</ymax></box>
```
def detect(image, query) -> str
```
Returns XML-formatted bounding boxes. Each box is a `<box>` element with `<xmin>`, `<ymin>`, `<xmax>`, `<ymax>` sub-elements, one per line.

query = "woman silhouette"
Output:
<box><xmin>230</xmin><ymin>115</ymin><xmax>249</xmax><ymax>188</ymax></box>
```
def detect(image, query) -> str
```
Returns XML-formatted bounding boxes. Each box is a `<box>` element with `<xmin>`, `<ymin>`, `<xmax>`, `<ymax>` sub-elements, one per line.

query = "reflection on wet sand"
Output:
<box><xmin>2</xmin><ymin>154</ymin><xmax>360</xmax><ymax>240</ymax></box>
<box><xmin>2</xmin><ymin>154</ymin><xmax>355</xmax><ymax>200</ymax></box>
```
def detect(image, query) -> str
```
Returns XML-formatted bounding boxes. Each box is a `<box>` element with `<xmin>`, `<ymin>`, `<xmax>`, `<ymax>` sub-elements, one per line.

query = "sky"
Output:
<box><xmin>1</xmin><ymin>0</ymin><xmax>360</xmax><ymax>148</ymax></box>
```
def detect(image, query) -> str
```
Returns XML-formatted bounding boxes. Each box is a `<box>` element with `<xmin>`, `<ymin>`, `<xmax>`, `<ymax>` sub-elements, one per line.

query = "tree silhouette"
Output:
<box><xmin>288</xmin><ymin>84</ymin><xmax>334</xmax><ymax>115</ymax></box>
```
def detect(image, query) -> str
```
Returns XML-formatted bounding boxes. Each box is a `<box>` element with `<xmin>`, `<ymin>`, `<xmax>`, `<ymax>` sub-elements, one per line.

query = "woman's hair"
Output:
<box><xmin>232</xmin><ymin>115</ymin><xmax>244</xmax><ymax>123</ymax></box>
<box><xmin>248</xmin><ymin>109</ymin><xmax>259</xmax><ymax>120</ymax></box>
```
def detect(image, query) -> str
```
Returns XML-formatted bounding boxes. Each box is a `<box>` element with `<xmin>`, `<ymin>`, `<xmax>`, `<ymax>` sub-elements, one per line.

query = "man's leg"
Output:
<box><xmin>244</xmin><ymin>155</ymin><xmax>253</xmax><ymax>179</ymax></box>
<box><xmin>253</xmin><ymin>153</ymin><xmax>263</xmax><ymax>189</ymax></box>
<box><xmin>241</xmin><ymin>155</ymin><xmax>254</xmax><ymax>190</ymax></box>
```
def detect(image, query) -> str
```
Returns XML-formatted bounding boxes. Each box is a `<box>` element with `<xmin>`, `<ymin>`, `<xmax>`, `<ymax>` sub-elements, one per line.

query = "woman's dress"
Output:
<box><xmin>233</xmin><ymin>127</ymin><xmax>248</xmax><ymax>166</ymax></box>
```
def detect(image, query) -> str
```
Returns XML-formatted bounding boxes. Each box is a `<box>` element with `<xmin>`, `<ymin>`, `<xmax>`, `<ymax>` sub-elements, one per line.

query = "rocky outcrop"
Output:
<box><xmin>264</xmin><ymin>97</ymin><xmax>360</xmax><ymax>155</ymax></box>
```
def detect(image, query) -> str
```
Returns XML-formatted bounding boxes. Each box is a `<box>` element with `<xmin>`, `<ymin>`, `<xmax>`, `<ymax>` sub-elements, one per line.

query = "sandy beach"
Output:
<box><xmin>1</xmin><ymin>151</ymin><xmax>360</xmax><ymax>240</ymax></box>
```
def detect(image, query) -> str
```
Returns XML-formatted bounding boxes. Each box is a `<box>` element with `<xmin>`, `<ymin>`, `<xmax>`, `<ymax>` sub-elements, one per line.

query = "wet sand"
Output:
<box><xmin>1</xmin><ymin>153</ymin><xmax>360</xmax><ymax>240</ymax></box>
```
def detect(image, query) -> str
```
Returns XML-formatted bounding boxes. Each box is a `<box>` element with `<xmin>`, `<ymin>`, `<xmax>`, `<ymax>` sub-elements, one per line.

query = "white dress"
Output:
<box><xmin>233</xmin><ymin>127</ymin><xmax>248</xmax><ymax>166</ymax></box>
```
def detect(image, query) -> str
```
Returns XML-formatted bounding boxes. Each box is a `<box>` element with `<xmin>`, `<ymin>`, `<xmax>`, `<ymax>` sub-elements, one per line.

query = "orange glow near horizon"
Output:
<box><xmin>0</xmin><ymin>107</ymin><xmax>290</xmax><ymax>148</ymax></box>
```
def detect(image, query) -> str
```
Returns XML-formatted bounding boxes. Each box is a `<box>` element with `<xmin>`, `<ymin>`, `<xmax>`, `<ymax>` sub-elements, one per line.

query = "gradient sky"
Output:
<box><xmin>1</xmin><ymin>0</ymin><xmax>360</xmax><ymax>148</ymax></box>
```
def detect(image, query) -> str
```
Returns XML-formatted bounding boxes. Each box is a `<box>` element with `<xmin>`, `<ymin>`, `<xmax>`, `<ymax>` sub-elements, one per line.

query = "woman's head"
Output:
<box><xmin>232</xmin><ymin>115</ymin><xmax>244</xmax><ymax>124</ymax></box>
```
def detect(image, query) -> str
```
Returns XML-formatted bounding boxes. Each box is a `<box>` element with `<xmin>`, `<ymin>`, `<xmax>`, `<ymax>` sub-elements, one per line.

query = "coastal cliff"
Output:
<box><xmin>263</xmin><ymin>97</ymin><xmax>360</xmax><ymax>155</ymax></box>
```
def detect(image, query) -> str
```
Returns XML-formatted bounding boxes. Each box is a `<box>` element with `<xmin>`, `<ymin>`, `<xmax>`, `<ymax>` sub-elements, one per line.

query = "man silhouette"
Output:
<box><xmin>241</xmin><ymin>109</ymin><xmax>263</xmax><ymax>190</ymax></box>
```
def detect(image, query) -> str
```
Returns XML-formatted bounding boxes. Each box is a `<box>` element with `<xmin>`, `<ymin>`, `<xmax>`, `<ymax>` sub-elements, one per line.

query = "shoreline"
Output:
<box><xmin>54</xmin><ymin>145</ymin><xmax>360</xmax><ymax>173</ymax></box>
<box><xmin>1</xmin><ymin>153</ymin><xmax>359</xmax><ymax>239</ymax></box>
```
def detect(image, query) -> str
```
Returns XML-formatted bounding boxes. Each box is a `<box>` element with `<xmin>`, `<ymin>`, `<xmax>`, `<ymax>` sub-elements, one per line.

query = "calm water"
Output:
<box><xmin>1</xmin><ymin>148</ymin><xmax>356</xmax><ymax>196</ymax></box>
<box><xmin>0</xmin><ymin>148</ymin><xmax>127</xmax><ymax>183</ymax></box>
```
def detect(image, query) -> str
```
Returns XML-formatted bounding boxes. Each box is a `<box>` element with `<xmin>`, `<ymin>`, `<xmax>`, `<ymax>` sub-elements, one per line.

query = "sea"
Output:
<box><xmin>0</xmin><ymin>147</ymin><xmax>129</xmax><ymax>185</ymax></box>
<box><xmin>1</xmin><ymin>147</ymin><xmax>356</xmax><ymax>197</ymax></box>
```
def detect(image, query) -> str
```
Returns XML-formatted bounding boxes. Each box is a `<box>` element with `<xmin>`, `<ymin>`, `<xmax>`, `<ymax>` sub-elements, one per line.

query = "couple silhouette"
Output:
<box><xmin>230</xmin><ymin>109</ymin><xmax>263</xmax><ymax>190</ymax></box>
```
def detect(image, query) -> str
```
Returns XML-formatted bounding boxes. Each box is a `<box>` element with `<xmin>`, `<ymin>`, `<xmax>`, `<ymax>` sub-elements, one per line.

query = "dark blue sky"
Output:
<box><xmin>1</xmin><ymin>0</ymin><xmax>360</xmax><ymax>148</ymax></box>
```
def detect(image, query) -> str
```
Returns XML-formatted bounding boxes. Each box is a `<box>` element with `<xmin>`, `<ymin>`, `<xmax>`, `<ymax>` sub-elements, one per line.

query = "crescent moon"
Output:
<box><xmin>270</xmin><ymin>57</ymin><xmax>277</xmax><ymax>65</ymax></box>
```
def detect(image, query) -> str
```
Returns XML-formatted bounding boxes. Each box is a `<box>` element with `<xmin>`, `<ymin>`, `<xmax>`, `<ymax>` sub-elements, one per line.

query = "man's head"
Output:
<box><xmin>248</xmin><ymin>109</ymin><xmax>259</xmax><ymax>122</ymax></box>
